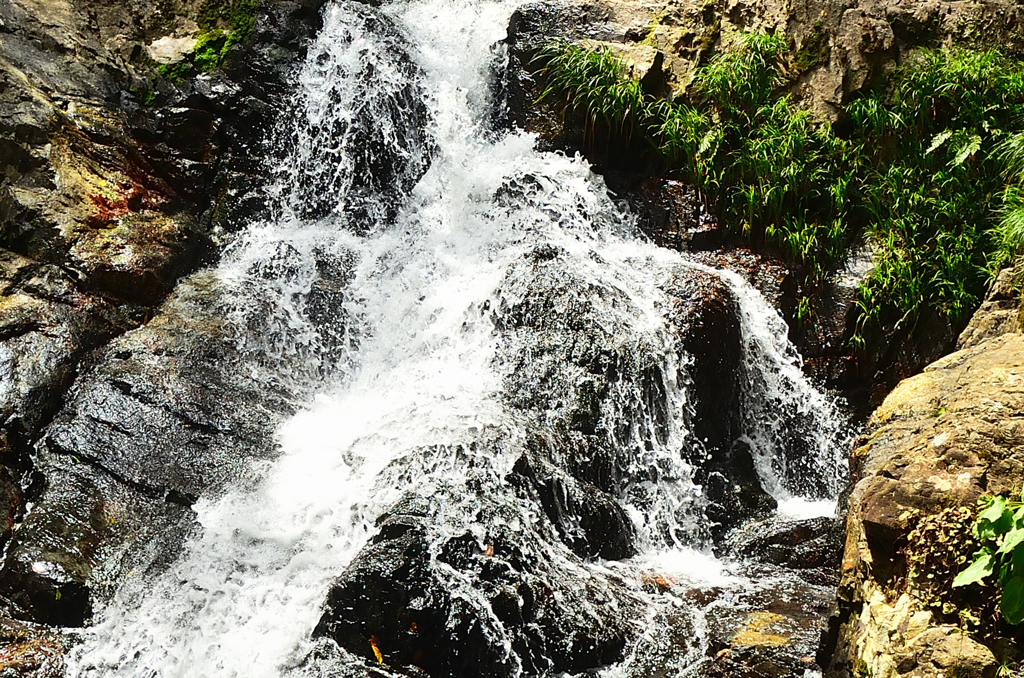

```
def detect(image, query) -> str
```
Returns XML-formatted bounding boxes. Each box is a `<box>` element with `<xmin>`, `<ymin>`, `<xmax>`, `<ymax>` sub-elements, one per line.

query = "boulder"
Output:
<box><xmin>313</xmin><ymin>486</ymin><xmax>644</xmax><ymax>678</ymax></box>
<box><xmin>825</xmin><ymin>318</ymin><xmax>1023</xmax><ymax>677</ymax></box>
<box><xmin>723</xmin><ymin>516</ymin><xmax>842</xmax><ymax>571</ymax></box>
<box><xmin>957</xmin><ymin>266</ymin><xmax>1022</xmax><ymax>351</ymax></box>
<box><xmin>0</xmin><ymin>271</ymin><xmax>298</xmax><ymax>627</ymax></box>
<box><xmin>282</xmin><ymin>3</ymin><xmax>434</xmax><ymax>229</ymax></box>
<box><xmin>495</xmin><ymin>246</ymin><xmax>775</xmax><ymax>541</ymax></box>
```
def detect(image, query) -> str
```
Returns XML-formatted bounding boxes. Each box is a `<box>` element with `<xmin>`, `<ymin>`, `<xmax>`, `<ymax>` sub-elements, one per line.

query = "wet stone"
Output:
<box><xmin>0</xmin><ymin>617</ymin><xmax>66</xmax><ymax>678</ymax></box>
<box><xmin>722</xmin><ymin>515</ymin><xmax>843</xmax><ymax>571</ymax></box>
<box><xmin>314</xmin><ymin>485</ymin><xmax>645</xmax><ymax>678</ymax></box>
<box><xmin>0</xmin><ymin>455</ymin><xmax>191</xmax><ymax>627</ymax></box>
<box><xmin>702</xmin><ymin>575</ymin><xmax>837</xmax><ymax>678</ymax></box>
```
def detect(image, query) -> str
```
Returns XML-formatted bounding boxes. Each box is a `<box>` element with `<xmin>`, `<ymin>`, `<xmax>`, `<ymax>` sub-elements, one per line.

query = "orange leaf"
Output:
<box><xmin>368</xmin><ymin>635</ymin><xmax>383</xmax><ymax>664</ymax></box>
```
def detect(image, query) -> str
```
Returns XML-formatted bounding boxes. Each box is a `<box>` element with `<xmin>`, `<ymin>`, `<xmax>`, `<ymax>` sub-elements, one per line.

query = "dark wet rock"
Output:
<box><xmin>703</xmin><ymin>578</ymin><xmax>836</xmax><ymax>678</ymax></box>
<box><xmin>724</xmin><ymin>516</ymin><xmax>841</xmax><ymax>571</ymax></box>
<box><xmin>495</xmin><ymin>250</ymin><xmax>779</xmax><ymax>543</ymax></box>
<box><xmin>0</xmin><ymin>272</ymin><xmax>298</xmax><ymax>626</ymax></box>
<box><xmin>512</xmin><ymin>448</ymin><xmax>636</xmax><ymax>560</ymax></box>
<box><xmin>0</xmin><ymin>468</ymin><xmax>22</xmax><ymax>554</ymax></box>
<box><xmin>620</xmin><ymin>607</ymin><xmax>703</xmax><ymax>678</ymax></box>
<box><xmin>41</xmin><ymin>277</ymin><xmax>290</xmax><ymax>503</ymax></box>
<box><xmin>701</xmin><ymin>447</ymin><xmax>778</xmax><ymax>542</ymax></box>
<box><xmin>0</xmin><ymin>455</ymin><xmax>191</xmax><ymax>627</ymax></box>
<box><xmin>662</xmin><ymin>268</ymin><xmax>777</xmax><ymax>535</ymax></box>
<box><xmin>498</xmin><ymin>1</ymin><xmax>615</xmax><ymax>149</ymax></box>
<box><xmin>284</xmin><ymin>4</ymin><xmax>433</xmax><ymax>229</ymax></box>
<box><xmin>629</xmin><ymin>178</ymin><xmax>724</xmax><ymax>254</ymax></box>
<box><xmin>0</xmin><ymin>617</ymin><xmax>66</xmax><ymax>678</ymax></box>
<box><xmin>314</xmin><ymin>486</ymin><xmax>644</xmax><ymax>678</ymax></box>
<box><xmin>0</xmin><ymin>250</ymin><xmax>138</xmax><ymax>472</ymax></box>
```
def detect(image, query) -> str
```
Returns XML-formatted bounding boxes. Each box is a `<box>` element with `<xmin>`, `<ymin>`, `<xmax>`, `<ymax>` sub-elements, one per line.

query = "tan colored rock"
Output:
<box><xmin>958</xmin><ymin>267</ymin><xmax>1022</xmax><ymax>350</ymax></box>
<box><xmin>146</xmin><ymin>35</ymin><xmax>199</xmax><ymax>65</ymax></box>
<box><xmin>828</xmin><ymin>318</ymin><xmax>1023</xmax><ymax>677</ymax></box>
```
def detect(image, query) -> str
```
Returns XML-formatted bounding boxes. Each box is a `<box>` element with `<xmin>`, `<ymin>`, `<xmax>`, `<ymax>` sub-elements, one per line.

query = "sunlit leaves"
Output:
<box><xmin>954</xmin><ymin>493</ymin><xmax>1024</xmax><ymax>624</ymax></box>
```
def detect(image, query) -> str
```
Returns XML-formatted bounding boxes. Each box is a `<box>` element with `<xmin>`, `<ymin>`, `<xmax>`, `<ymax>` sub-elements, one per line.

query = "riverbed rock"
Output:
<box><xmin>495</xmin><ymin>246</ymin><xmax>776</xmax><ymax>543</ymax></box>
<box><xmin>724</xmin><ymin>516</ymin><xmax>842</xmax><ymax>571</ymax></box>
<box><xmin>826</xmin><ymin>318</ymin><xmax>1024</xmax><ymax>677</ymax></box>
<box><xmin>314</xmin><ymin>484</ymin><xmax>645</xmax><ymax>678</ymax></box>
<box><xmin>0</xmin><ymin>271</ymin><xmax>299</xmax><ymax>627</ymax></box>
<box><xmin>0</xmin><ymin>617</ymin><xmax>66</xmax><ymax>678</ymax></box>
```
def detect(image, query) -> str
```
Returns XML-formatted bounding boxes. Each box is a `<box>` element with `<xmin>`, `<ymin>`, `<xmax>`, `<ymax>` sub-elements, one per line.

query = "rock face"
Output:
<box><xmin>825</xmin><ymin>282</ymin><xmax>1024</xmax><ymax>678</ymax></box>
<box><xmin>0</xmin><ymin>0</ymin><xmax>328</xmax><ymax>291</ymax></box>
<box><xmin>0</xmin><ymin>271</ymin><xmax>299</xmax><ymax>627</ymax></box>
<box><xmin>0</xmin><ymin>0</ymin><xmax>332</xmax><ymax>635</ymax></box>
<box><xmin>505</xmin><ymin>0</ymin><xmax>1024</xmax><ymax>124</ymax></box>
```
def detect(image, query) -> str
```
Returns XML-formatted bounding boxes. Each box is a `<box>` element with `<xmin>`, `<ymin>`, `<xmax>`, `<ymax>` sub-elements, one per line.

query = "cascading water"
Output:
<box><xmin>65</xmin><ymin>0</ymin><xmax>851</xmax><ymax>675</ymax></box>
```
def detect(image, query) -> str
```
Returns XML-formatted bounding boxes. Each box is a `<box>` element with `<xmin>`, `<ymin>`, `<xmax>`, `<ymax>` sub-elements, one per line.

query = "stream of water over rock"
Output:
<box><xmin>64</xmin><ymin>0</ymin><xmax>851</xmax><ymax>675</ymax></box>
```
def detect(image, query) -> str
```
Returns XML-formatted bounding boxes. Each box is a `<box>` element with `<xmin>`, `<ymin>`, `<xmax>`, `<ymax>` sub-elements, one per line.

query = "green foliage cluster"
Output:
<box><xmin>537</xmin><ymin>36</ymin><xmax>1024</xmax><ymax>339</ymax></box>
<box><xmin>848</xmin><ymin>50</ymin><xmax>1024</xmax><ymax>337</ymax></box>
<box><xmin>954</xmin><ymin>492</ymin><xmax>1024</xmax><ymax>625</ymax></box>
<box><xmin>993</xmin><ymin>133</ymin><xmax>1024</xmax><ymax>300</ymax></box>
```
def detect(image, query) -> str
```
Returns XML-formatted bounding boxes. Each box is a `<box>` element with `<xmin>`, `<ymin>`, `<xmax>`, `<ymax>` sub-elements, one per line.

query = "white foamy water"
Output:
<box><xmin>66</xmin><ymin>0</ymin><xmax>851</xmax><ymax>675</ymax></box>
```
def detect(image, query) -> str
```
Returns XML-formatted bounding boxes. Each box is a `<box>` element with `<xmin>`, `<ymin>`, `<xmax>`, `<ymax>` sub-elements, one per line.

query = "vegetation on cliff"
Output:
<box><xmin>537</xmin><ymin>36</ymin><xmax>1024</xmax><ymax>344</ymax></box>
<box><xmin>953</xmin><ymin>492</ymin><xmax>1024</xmax><ymax>625</ymax></box>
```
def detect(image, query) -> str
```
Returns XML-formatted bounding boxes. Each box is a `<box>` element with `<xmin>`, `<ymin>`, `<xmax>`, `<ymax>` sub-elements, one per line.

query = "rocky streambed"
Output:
<box><xmin>0</xmin><ymin>0</ymin><xmax>1021</xmax><ymax>675</ymax></box>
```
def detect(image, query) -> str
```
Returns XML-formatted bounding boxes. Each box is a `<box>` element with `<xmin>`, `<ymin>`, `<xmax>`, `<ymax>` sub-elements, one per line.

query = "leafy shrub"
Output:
<box><xmin>900</xmin><ymin>505</ymin><xmax>1001</xmax><ymax>628</ymax></box>
<box><xmin>849</xmin><ymin>50</ymin><xmax>1024</xmax><ymax>338</ymax></box>
<box><xmin>953</xmin><ymin>492</ymin><xmax>1024</xmax><ymax>625</ymax></box>
<box><xmin>536</xmin><ymin>37</ymin><xmax>1024</xmax><ymax>338</ymax></box>
<box><xmin>993</xmin><ymin>133</ymin><xmax>1024</xmax><ymax>276</ymax></box>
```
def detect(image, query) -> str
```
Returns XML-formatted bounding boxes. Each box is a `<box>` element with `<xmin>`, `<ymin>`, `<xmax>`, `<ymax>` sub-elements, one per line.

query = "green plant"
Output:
<box><xmin>153</xmin><ymin>0</ymin><xmax>260</xmax><ymax>80</ymax></box>
<box><xmin>953</xmin><ymin>491</ymin><xmax>1024</xmax><ymax>624</ymax></box>
<box><xmin>992</xmin><ymin>132</ymin><xmax>1024</xmax><ymax>271</ymax></box>
<box><xmin>536</xmin><ymin>41</ymin><xmax>650</xmax><ymax>147</ymax></box>
<box><xmin>537</xmin><ymin>37</ymin><xmax>1024</xmax><ymax>337</ymax></box>
<box><xmin>848</xmin><ymin>49</ymin><xmax>1024</xmax><ymax>343</ymax></box>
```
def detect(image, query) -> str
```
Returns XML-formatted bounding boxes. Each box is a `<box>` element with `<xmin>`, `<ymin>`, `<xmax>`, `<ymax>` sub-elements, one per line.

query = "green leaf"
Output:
<box><xmin>998</xmin><ymin>524</ymin><xmax>1024</xmax><ymax>555</ymax></box>
<box><xmin>1000</xmin><ymin>575</ymin><xmax>1024</xmax><ymax>624</ymax></box>
<box><xmin>980</xmin><ymin>495</ymin><xmax>1007</xmax><ymax>522</ymax></box>
<box><xmin>926</xmin><ymin>129</ymin><xmax>953</xmax><ymax>155</ymax></box>
<box><xmin>950</xmin><ymin>133</ymin><xmax>982</xmax><ymax>167</ymax></box>
<box><xmin>976</xmin><ymin>496</ymin><xmax>1013</xmax><ymax>540</ymax></box>
<box><xmin>953</xmin><ymin>550</ymin><xmax>995</xmax><ymax>587</ymax></box>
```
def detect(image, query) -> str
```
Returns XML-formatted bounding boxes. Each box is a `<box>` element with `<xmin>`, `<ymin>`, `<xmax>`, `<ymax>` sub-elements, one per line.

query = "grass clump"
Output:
<box><xmin>536</xmin><ymin>36</ymin><xmax>1024</xmax><ymax>340</ymax></box>
<box><xmin>848</xmin><ymin>49</ymin><xmax>1024</xmax><ymax>338</ymax></box>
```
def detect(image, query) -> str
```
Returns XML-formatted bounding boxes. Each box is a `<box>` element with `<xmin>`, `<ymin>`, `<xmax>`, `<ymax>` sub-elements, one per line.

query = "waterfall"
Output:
<box><xmin>65</xmin><ymin>0</ymin><xmax>850</xmax><ymax>675</ymax></box>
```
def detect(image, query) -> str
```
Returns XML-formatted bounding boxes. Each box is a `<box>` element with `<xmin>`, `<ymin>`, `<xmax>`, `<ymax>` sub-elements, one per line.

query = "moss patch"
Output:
<box><xmin>793</xmin><ymin>22</ymin><xmax>829</xmax><ymax>74</ymax></box>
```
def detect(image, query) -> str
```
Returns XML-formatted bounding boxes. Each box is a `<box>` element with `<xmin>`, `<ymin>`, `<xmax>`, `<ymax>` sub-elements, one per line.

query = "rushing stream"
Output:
<box><xmin>65</xmin><ymin>0</ymin><xmax>851</xmax><ymax>675</ymax></box>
